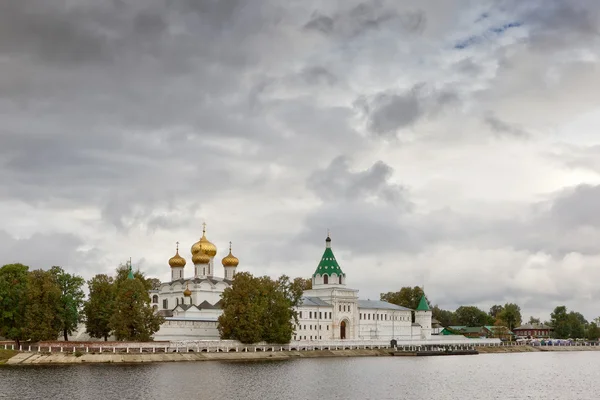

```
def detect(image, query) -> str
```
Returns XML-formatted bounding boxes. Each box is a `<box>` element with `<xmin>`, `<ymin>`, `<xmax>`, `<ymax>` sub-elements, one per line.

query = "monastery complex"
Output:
<box><xmin>150</xmin><ymin>225</ymin><xmax>433</xmax><ymax>343</ymax></box>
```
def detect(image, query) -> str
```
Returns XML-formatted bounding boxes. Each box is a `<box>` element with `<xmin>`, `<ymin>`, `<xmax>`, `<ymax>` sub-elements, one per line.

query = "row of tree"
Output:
<box><xmin>381</xmin><ymin>286</ymin><xmax>600</xmax><ymax>340</ymax></box>
<box><xmin>0</xmin><ymin>263</ymin><xmax>163</xmax><ymax>345</ymax></box>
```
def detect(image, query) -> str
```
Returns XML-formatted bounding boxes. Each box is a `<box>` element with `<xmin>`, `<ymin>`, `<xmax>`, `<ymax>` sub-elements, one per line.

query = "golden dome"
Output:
<box><xmin>183</xmin><ymin>283</ymin><xmax>192</xmax><ymax>297</ymax></box>
<box><xmin>190</xmin><ymin>223</ymin><xmax>217</xmax><ymax>257</ymax></box>
<box><xmin>192</xmin><ymin>250</ymin><xmax>210</xmax><ymax>264</ymax></box>
<box><xmin>168</xmin><ymin>243</ymin><xmax>186</xmax><ymax>268</ymax></box>
<box><xmin>222</xmin><ymin>242</ymin><xmax>239</xmax><ymax>267</ymax></box>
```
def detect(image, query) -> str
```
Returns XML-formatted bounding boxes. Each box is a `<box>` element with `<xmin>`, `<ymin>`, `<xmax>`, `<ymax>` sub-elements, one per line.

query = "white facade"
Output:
<box><xmin>152</xmin><ymin>232</ymin><xmax>432</xmax><ymax>343</ymax></box>
<box><xmin>151</xmin><ymin>228</ymin><xmax>238</xmax><ymax>341</ymax></box>
<box><xmin>293</xmin><ymin>235</ymin><xmax>432</xmax><ymax>342</ymax></box>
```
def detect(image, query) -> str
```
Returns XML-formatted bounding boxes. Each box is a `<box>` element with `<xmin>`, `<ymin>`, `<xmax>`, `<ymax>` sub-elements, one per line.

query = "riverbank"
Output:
<box><xmin>5</xmin><ymin>348</ymin><xmax>391</xmax><ymax>365</ymax></box>
<box><xmin>478</xmin><ymin>345</ymin><xmax>600</xmax><ymax>353</ymax></box>
<box><xmin>5</xmin><ymin>345</ymin><xmax>600</xmax><ymax>365</ymax></box>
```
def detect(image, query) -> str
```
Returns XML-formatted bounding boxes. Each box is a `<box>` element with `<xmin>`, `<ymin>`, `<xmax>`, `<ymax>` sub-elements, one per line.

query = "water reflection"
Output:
<box><xmin>1</xmin><ymin>352</ymin><xmax>599</xmax><ymax>400</ymax></box>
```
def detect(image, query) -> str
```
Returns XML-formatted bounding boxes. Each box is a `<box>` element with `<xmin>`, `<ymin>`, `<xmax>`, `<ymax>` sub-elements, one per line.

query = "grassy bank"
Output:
<box><xmin>0</xmin><ymin>349</ymin><xmax>19</xmax><ymax>364</ymax></box>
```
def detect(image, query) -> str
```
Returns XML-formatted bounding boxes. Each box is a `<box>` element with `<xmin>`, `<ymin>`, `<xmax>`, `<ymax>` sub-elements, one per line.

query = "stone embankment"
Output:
<box><xmin>5</xmin><ymin>345</ymin><xmax>600</xmax><ymax>365</ymax></box>
<box><xmin>478</xmin><ymin>345</ymin><xmax>600</xmax><ymax>353</ymax></box>
<box><xmin>5</xmin><ymin>349</ymin><xmax>391</xmax><ymax>365</ymax></box>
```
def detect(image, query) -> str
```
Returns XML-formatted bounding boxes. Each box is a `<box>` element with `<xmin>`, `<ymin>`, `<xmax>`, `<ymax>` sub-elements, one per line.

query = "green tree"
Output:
<box><xmin>23</xmin><ymin>269</ymin><xmax>62</xmax><ymax>342</ymax></box>
<box><xmin>0</xmin><ymin>264</ymin><xmax>29</xmax><ymax>346</ymax></box>
<box><xmin>218</xmin><ymin>272</ymin><xmax>303</xmax><ymax>344</ymax></box>
<box><xmin>489</xmin><ymin>305</ymin><xmax>504</xmax><ymax>318</ymax></box>
<box><xmin>586</xmin><ymin>322</ymin><xmax>600</xmax><ymax>341</ymax></box>
<box><xmin>550</xmin><ymin>306</ymin><xmax>570</xmax><ymax>339</ymax></box>
<box><xmin>147</xmin><ymin>278</ymin><xmax>161</xmax><ymax>290</ymax></box>
<box><xmin>263</xmin><ymin>275</ymin><xmax>304</xmax><ymax>343</ymax></box>
<box><xmin>431</xmin><ymin>306</ymin><xmax>456</xmax><ymax>327</ymax></box>
<box><xmin>492</xmin><ymin>319</ymin><xmax>511</xmax><ymax>340</ymax></box>
<box><xmin>568</xmin><ymin>312</ymin><xmax>586</xmax><ymax>339</ymax></box>
<box><xmin>528</xmin><ymin>316</ymin><xmax>541</xmax><ymax>324</ymax></box>
<box><xmin>380</xmin><ymin>286</ymin><xmax>426</xmax><ymax>310</ymax></box>
<box><xmin>83</xmin><ymin>274</ymin><xmax>115</xmax><ymax>341</ymax></box>
<box><xmin>454</xmin><ymin>306</ymin><xmax>493</xmax><ymax>326</ymax></box>
<box><xmin>219</xmin><ymin>272</ymin><xmax>265</xmax><ymax>343</ymax></box>
<box><xmin>293</xmin><ymin>277</ymin><xmax>312</xmax><ymax>291</ymax></box>
<box><xmin>115</xmin><ymin>263</ymin><xmax>152</xmax><ymax>291</ymax></box>
<box><xmin>110</xmin><ymin>274</ymin><xmax>163</xmax><ymax>341</ymax></box>
<box><xmin>497</xmin><ymin>303</ymin><xmax>522</xmax><ymax>331</ymax></box>
<box><xmin>49</xmin><ymin>266</ymin><xmax>85</xmax><ymax>341</ymax></box>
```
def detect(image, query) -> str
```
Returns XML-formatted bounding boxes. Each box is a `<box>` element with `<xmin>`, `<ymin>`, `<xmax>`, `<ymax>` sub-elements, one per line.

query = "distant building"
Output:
<box><xmin>513</xmin><ymin>323</ymin><xmax>553</xmax><ymax>338</ymax></box>
<box><xmin>441</xmin><ymin>325</ymin><xmax>513</xmax><ymax>340</ymax></box>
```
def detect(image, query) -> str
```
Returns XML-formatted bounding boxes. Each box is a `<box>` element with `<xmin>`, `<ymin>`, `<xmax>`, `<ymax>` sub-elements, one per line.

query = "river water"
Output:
<box><xmin>1</xmin><ymin>352</ymin><xmax>599</xmax><ymax>399</ymax></box>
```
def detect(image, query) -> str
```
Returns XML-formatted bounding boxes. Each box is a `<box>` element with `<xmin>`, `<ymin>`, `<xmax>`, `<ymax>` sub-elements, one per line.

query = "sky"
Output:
<box><xmin>2</xmin><ymin>0</ymin><xmax>600</xmax><ymax>322</ymax></box>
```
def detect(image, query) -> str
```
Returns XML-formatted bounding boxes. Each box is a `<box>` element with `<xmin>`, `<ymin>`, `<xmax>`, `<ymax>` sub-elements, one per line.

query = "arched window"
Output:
<box><xmin>176</xmin><ymin>298</ymin><xmax>179</xmax><ymax>306</ymax></box>
<box><xmin>152</xmin><ymin>295</ymin><xmax>158</xmax><ymax>303</ymax></box>
<box><xmin>163</xmin><ymin>299</ymin><xmax>168</xmax><ymax>309</ymax></box>
<box><xmin>323</xmin><ymin>275</ymin><xmax>328</xmax><ymax>284</ymax></box>
<box><xmin>339</xmin><ymin>275</ymin><xmax>342</xmax><ymax>284</ymax></box>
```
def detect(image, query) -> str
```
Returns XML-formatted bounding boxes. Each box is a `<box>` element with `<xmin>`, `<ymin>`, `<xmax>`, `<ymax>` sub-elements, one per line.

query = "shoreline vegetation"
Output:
<box><xmin>3</xmin><ymin>345</ymin><xmax>600</xmax><ymax>365</ymax></box>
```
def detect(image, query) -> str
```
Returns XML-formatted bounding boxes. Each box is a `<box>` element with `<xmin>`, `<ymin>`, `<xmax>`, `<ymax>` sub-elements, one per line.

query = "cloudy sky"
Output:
<box><xmin>2</xmin><ymin>0</ymin><xmax>600</xmax><ymax>321</ymax></box>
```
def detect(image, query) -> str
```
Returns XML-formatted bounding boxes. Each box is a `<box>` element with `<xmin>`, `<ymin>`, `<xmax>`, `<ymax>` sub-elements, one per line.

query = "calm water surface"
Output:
<box><xmin>2</xmin><ymin>352</ymin><xmax>600</xmax><ymax>399</ymax></box>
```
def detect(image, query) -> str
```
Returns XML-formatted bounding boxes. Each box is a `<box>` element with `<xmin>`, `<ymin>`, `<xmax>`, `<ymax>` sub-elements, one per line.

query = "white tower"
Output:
<box><xmin>192</xmin><ymin>251</ymin><xmax>210</xmax><ymax>278</ymax></box>
<box><xmin>221</xmin><ymin>242</ymin><xmax>239</xmax><ymax>280</ymax></box>
<box><xmin>168</xmin><ymin>242</ymin><xmax>186</xmax><ymax>281</ymax></box>
<box><xmin>414</xmin><ymin>294</ymin><xmax>432</xmax><ymax>340</ymax></box>
<box><xmin>190</xmin><ymin>223</ymin><xmax>218</xmax><ymax>279</ymax></box>
<box><xmin>312</xmin><ymin>233</ymin><xmax>346</xmax><ymax>287</ymax></box>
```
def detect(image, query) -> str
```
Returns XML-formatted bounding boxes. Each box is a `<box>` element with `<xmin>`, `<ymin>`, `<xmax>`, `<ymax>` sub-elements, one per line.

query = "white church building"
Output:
<box><xmin>151</xmin><ymin>227</ymin><xmax>432</xmax><ymax>342</ymax></box>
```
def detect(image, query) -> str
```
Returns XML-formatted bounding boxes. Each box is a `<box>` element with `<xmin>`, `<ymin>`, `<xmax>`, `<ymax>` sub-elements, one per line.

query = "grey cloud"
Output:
<box><xmin>304</xmin><ymin>13</ymin><xmax>335</xmax><ymax>34</ymax></box>
<box><xmin>0</xmin><ymin>230</ymin><xmax>105</xmax><ymax>277</ymax></box>
<box><xmin>307</xmin><ymin>156</ymin><xmax>412</xmax><ymax>208</ymax></box>
<box><xmin>521</xmin><ymin>0</ymin><xmax>600</xmax><ymax>49</ymax></box>
<box><xmin>303</xmin><ymin>1</ymin><xmax>426</xmax><ymax>38</ymax></box>
<box><xmin>546</xmin><ymin>184</ymin><xmax>600</xmax><ymax>229</ymax></box>
<box><xmin>484</xmin><ymin>114</ymin><xmax>529</xmax><ymax>137</ymax></box>
<box><xmin>360</xmin><ymin>85</ymin><xmax>458</xmax><ymax>137</ymax></box>
<box><xmin>300</xmin><ymin>66</ymin><xmax>338</xmax><ymax>86</ymax></box>
<box><xmin>298</xmin><ymin>157</ymin><xmax>417</xmax><ymax>255</ymax></box>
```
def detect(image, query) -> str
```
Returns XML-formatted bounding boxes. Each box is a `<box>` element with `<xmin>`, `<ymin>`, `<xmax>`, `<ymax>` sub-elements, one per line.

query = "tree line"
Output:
<box><xmin>0</xmin><ymin>263</ymin><xmax>163</xmax><ymax>345</ymax></box>
<box><xmin>381</xmin><ymin>286</ymin><xmax>600</xmax><ymax>340</ymax></box>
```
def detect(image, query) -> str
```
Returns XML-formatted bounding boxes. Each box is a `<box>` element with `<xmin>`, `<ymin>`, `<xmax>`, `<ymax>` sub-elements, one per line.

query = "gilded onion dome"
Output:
<box><xmin>190</xmin><ymin>223</ymin><xmax>217</xmax><ymax>257</ymax></box>
<box><xmin>192</xmin><ymin>250</ymin><xmax>210</xmax><ymax>264</ymax></box>
<box><xmin>169</xmin><ymin>242</ymin><xmax>186</xmax><ymax>268</ymax></box>
<box><xmin>222</xmin><ymin>242</ymin><xmax>239</xmax><ymax>267</ymax></box>
<box><xmin>183</xmin><ymin>283</ymin><xmax>192</xmax><ymax>297</ymax></box>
